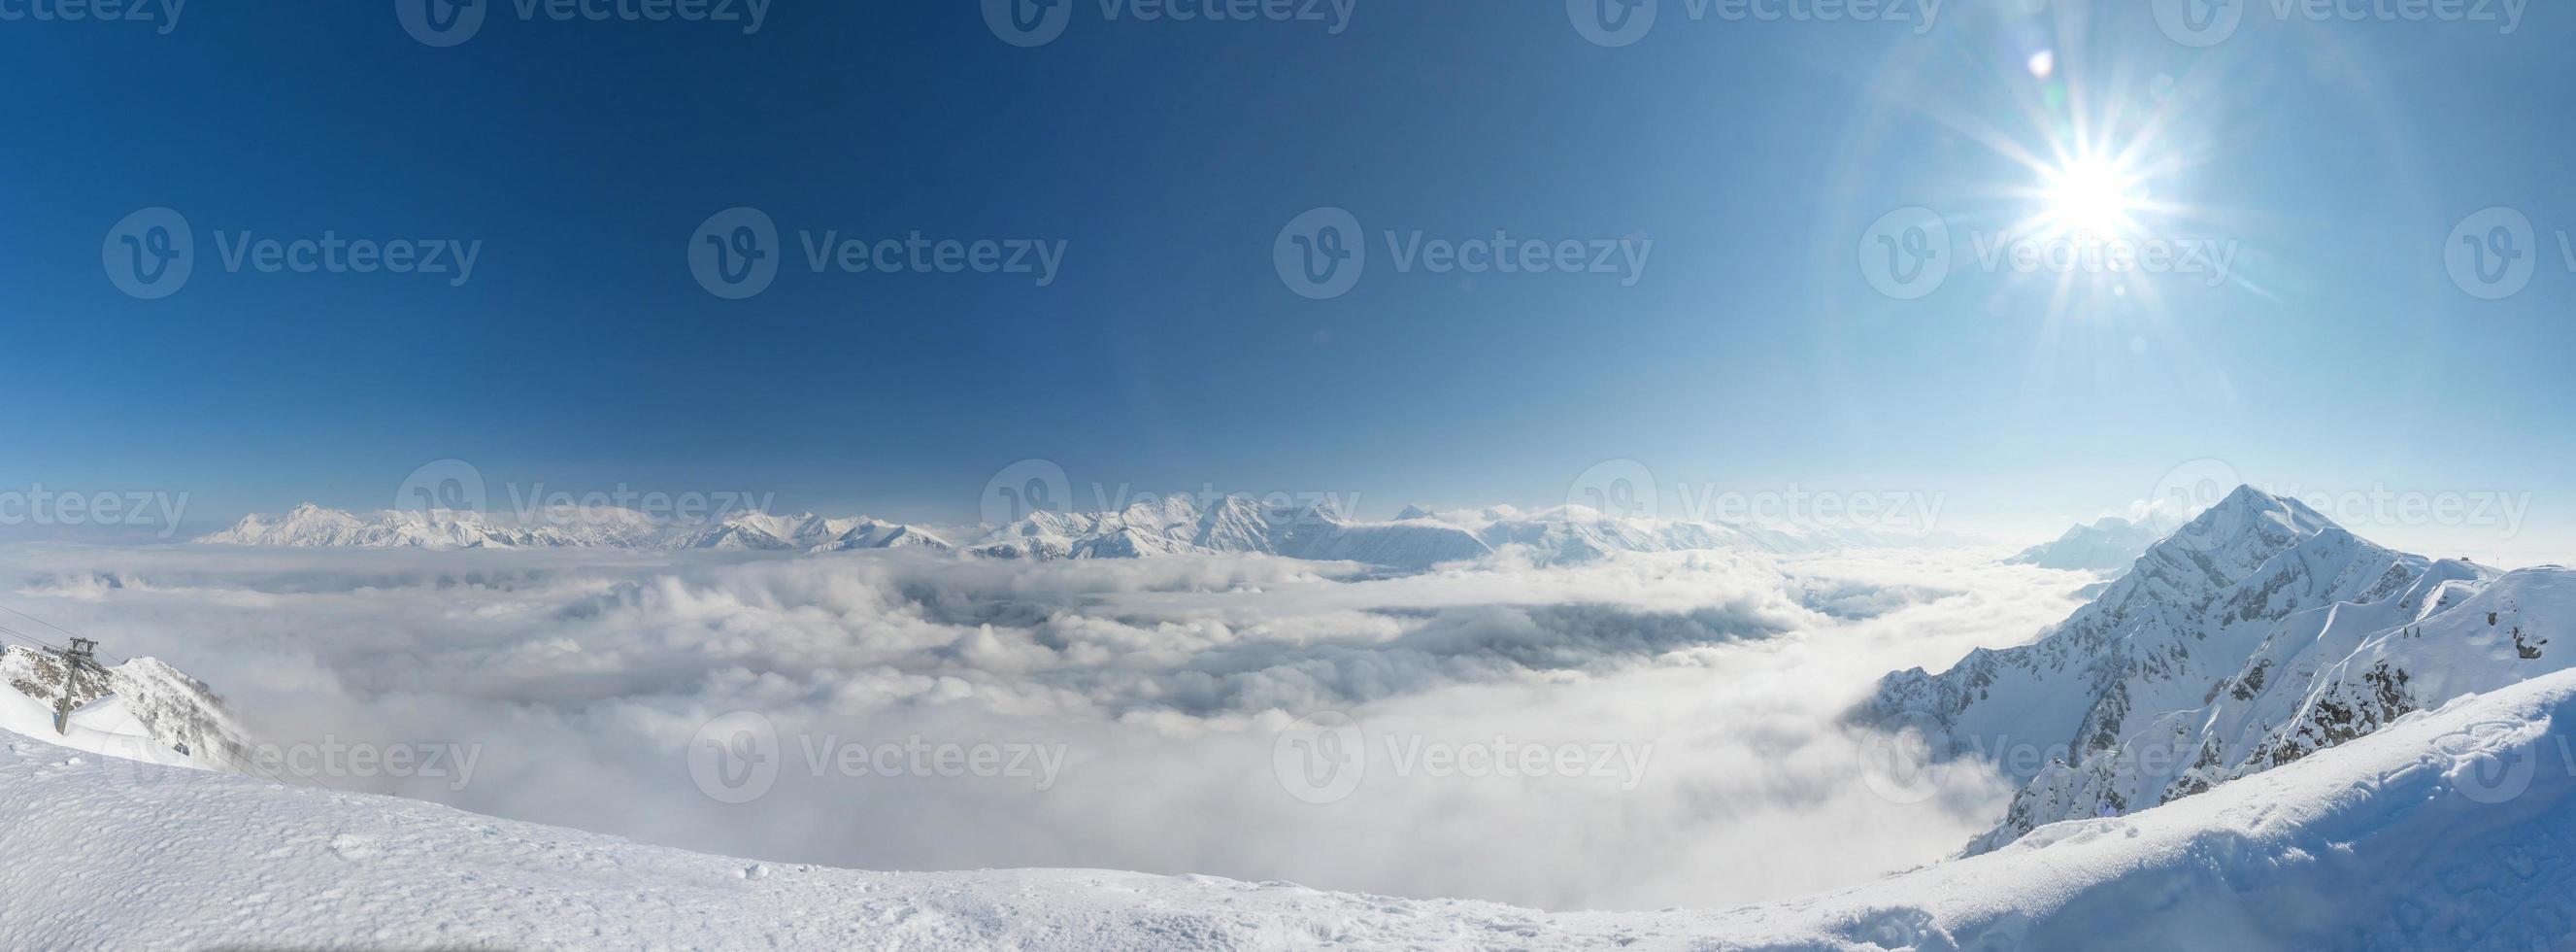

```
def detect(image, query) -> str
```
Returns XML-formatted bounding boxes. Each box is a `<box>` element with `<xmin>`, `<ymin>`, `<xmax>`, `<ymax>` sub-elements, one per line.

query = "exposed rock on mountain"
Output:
<box><xmin>1862</xmin><ymin>486</ymin><xmax>2569</xmax><ymax>853</ymax></box>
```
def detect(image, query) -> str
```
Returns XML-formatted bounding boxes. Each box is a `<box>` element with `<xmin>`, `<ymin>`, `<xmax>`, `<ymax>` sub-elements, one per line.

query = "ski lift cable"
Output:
<box><xmin>0</xmin><ymin>623</ymin><xmax>64</xmax><ymax>655</ymax></box>
<box><xmin>0</xmin><ymin>600</ymin><xmax>127</xmax><ymax>665</ymax></box>
<box><xmin>0</xmin><ymin>616</ymin><xmax>64</xmax><ymax>648</ymax></box>
<box><xmin>0</xmin><ymin>599</ymin><xmax>88</xmax><ymax>643</ymax></box>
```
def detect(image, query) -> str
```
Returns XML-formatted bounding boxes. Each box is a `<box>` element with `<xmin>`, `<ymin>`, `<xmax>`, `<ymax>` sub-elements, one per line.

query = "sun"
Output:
<box><xmin>2039</xmin><ymin>155</ymin><xmax>2141</xmax><ymax>239</ymax></box>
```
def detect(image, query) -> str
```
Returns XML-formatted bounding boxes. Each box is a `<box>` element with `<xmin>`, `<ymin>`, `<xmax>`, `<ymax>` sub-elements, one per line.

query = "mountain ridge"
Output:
<box><xmin>1865</xmin><ymin>485</ymin><xmax>2574</xmax><ymax>855</ymax></box>
<box><xmin>196</xmin><ymin>504</ymin><xmax>956</xmax><ymax>554</ymax></box>
<box><xmin>2007</xmin><ymin>515</ymin><xmax>2161</xmax><ymax>573</ymax></box>
<box><xmin>200</xmin><ymin>496</ymin><xmax>1946</xmax><ymax>569</ymax></box>
<box><xmin>0</xmin><ymin>645</ymin><xmax>258</xmax><ymax>780</ymax></box>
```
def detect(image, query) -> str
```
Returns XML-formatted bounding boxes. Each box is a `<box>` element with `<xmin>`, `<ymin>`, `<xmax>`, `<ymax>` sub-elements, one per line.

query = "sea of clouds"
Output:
<box><xmin>0</xmin><ymin>542</ymin><xmax>2091</xmax><ymax>910</ymax></box>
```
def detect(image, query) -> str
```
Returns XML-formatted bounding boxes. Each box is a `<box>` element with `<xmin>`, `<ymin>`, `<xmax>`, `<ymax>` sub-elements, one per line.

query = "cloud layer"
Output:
<box><xmin>0</xmin><ymin>542</ymin><xmax>2089</xmax><ymax>910</ymax></box>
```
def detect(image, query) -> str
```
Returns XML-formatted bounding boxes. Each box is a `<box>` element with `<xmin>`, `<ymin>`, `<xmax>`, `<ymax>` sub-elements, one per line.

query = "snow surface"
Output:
<box><xmin>9</xmin><ymin>667</ymin><xmax>2576</xmax><ymax>950</ymax></box>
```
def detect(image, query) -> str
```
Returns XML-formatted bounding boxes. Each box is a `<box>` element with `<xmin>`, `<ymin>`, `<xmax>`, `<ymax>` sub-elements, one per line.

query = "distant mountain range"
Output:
<box><xmin>197</xmin><ymin>497</ymin><xmax>1949</xmax><ymax>569</ymax></box>
<box><xmin>1869</xmin><ymin>486</ymin><xmax>2572</xmax><ymax>855</ymax></box>
<box><xmin>197</xmin><ymin>504</ymin><xmax>953</xmax><ymax>555</ymax></box>
<box><xmin>2006</xmin><ymin>515</ymin><xmax>2162</xmax><ymax>573</ymax></box>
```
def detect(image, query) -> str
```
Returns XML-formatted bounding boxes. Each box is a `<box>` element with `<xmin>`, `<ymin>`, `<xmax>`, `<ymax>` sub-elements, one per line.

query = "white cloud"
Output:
<box><xmin>0</xmin><ymin>543</ymin><xmax>2091</xmax><ymax>910</ymax></box>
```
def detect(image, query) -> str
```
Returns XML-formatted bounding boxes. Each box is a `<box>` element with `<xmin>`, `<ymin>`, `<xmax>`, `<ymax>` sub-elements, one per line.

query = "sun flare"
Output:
<box><xmin>2040</xmin><ymin>155</ymin><xmax>2141</xmax><ymax>239</ymax></box>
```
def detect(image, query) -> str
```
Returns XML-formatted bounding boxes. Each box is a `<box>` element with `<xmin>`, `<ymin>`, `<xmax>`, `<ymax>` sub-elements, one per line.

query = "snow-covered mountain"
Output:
<box><xmin>663</xmin><ymin>512</ymin><xmax>952</xmax><ymax>553</ymax></box>
<box><xmin>971</xmin><ymin>496</ymin><xmax>1928</xmax><ymax>569</ymax></box>
<box><xmin>10</xmin><ymin>664</ymin><xmax>2576</xmax><ymax>949</ymax></box>
<box><xmin>200</xmin><ymin>496</ymin><xmax>1935</xmax><ymax>570</ymax></box>
<box><xmin>969</xmin><ymin>494</ymin><xmax>1491</xmax><ymax>566</ymax></box>
<box><xmin>196</xmin><ymin>503</ymin><xmax>663</xmax><ymax>549</ymax></box>
<box><xmin>806</xmin><ymin>519</ymin><xmax>953</xmax><ymax>553</ymax></box>
<box><xmin>198</xmin><ymin>504</ymin><xmax>953</xmax><ymax>554</ymax></box>
<box><xmin>1867</xmin><ymin>485</ymin><xmax>2576</xmax><ymax>855</ymax></box>
<box><xmin>2007</xmin><ymin>515</ymin><xmax>2161</xmax><ymax>573</ymax></box>
<box><xmin>0</xmin><ymin>645</ymin><xmax>258</xmax><ymax>778</ymax></box>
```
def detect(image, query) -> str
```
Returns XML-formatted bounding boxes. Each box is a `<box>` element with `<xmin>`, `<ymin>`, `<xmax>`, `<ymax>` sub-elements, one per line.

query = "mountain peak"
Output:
<box><xmin>2157</xmin><ymin>484</ymin><xmax>2342</xmax><ymax>558</ymax></box>
<box><xmin>2207</xmin><ymin>484</ymin><xmax>2332</xmax><ymax>524</ymax></box>
<box><xmin>2214</xmin><ymin>482</ymin><xmax>2291</xmax><ymax>511</ymax></box>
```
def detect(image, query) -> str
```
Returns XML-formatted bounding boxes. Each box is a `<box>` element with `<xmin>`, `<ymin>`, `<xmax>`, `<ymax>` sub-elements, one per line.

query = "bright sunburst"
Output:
<box><xmin>2039</xmin><ymin>154</ymin><xmax>2142</xmax><ymax>240</ymax></box>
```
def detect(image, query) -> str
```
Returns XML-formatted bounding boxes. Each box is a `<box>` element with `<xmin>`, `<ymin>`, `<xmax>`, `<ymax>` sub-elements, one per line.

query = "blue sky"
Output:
<box><xmin>2</xmin><ymin>2</ymin><xmax>2570</xmax><ymax>557</ymax></box>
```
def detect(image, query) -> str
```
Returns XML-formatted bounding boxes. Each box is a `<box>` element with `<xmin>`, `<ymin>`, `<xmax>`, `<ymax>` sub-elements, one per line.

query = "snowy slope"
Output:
<box><xmin>2008</xmin><ymin>516</ymin><xmax>2161</xmax><ymax>574</ymax></box>
<box><xmin>1744</xmin><ymin>671</ymin><xmax>2576</xmax><ymax>950</ymax></box>
<box><xmin>1862</xmin><ymin>486</ymin><xmax>2576</xmax><ymax>856</ymax></box>
<box><xmin>0</xmin><ymin>646</ymin><xmax>254</xmax><ymax>779</ymax></box>
<box><xmin>198</xmin><ymin>504</ymin><xmax>954</xmax><ymax>554</ymax></box>
<box><xmin>1869</xmin><ymin>487</ymin><xmax>2426</xmax><ymax>783</ymax></box>
<box><xmin>1969</xmin><ymin>560</ymin><xmax>2566</xmax><ymax>853</ymax></box>
<box><xmin>9</xmin><ymin>669</ymin><xmax>2576</xmax><ymax>950</ymax></box>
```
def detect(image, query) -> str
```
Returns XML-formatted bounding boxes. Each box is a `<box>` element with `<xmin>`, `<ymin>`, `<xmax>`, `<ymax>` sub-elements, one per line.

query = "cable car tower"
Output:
<box><xmin>49</xmin><ymin>637</ymin><xmax>102</xmax><ymax>734</ymax></box>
